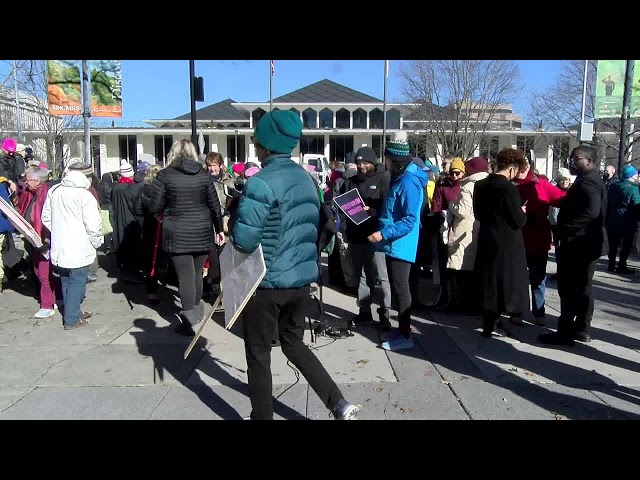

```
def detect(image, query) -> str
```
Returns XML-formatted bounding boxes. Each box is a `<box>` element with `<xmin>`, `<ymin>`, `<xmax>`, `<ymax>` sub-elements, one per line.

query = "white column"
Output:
<box><xmin>137</xmin><ymin>136</ymin><xmax>144</xmax><ymax>162</ymax></box>
<box><xmin>333</xmin><ymin>110</ymin><xmax>337</xmax><ymax>129</ymax></box>
<box><xmin>349</xmin><ymin>110</ymin><xmax>353</xmax><ymax>129</ymax></box>
<box><xmin>324</xmin><ymin>133</ymin><xmax>330</xmax><ymax>159</ymax></box>
<box><xmin>546</xmin><ymin>144</ymin><xmax>554</xmax><ymax>179</ymax></box>
<box><xmin>366</xmin><ymin>111</ymin><xmax>370</xmax><ymax>129</ymax></box>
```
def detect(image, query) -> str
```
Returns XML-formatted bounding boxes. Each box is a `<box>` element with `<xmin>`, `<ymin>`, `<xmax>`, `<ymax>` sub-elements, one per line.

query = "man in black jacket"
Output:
<box><xmin>539</xmin><ymin>145</ymin><xmax>606</xmax><ymax>346</ymax></box>
<box><xmin>336</xmin><ymin>147</ymin><xmax>392</xmax><ymax>330</ymax></box>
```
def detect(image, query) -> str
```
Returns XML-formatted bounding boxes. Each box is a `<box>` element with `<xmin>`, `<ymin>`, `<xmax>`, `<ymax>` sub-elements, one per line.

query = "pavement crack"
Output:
<box><xmin>31</xmin><ymin>345</ymin><xmax>103</xmax><ymax>386</ymax></box>
<box><xmin>147</xmin><ymin>385</ymin><xmax>172</xmax><ymax>419</ymax></box>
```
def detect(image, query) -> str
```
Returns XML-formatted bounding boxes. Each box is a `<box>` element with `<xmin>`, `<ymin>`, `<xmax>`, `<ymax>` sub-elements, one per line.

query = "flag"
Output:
<box><xmin>271</xmin><ymin>60</ymin><xmax>275</xmax><ymax>76</ymax></box>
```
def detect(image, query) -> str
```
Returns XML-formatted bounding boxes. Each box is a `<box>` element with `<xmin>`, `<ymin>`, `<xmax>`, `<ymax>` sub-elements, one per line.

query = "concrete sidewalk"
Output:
<box><xmin>0</xmin><ymin>250</ymin><xmax>639</xmax><ymax>420</ymax></box>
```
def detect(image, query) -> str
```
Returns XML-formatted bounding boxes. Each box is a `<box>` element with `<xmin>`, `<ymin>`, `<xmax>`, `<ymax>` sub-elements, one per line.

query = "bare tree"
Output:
<box><xmin>397</xmin><ymin>60</ymin><xmax>523</xmax><ymax>160</ymax></box>
<box><xmin>526</xmin><ymin>59</ymin><xmax>640</xmax><ymax>167</ymax></box>
<box><xmin>0</xmin><ymin>60</ymin><xmax>83</xmax><ymax>175</ymax></box>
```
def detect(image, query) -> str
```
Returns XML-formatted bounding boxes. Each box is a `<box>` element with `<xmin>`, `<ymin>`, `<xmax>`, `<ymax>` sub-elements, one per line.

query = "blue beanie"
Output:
<box><xmin>253</xmin><ymin>110</ymin><xmax>302</xmax><ymax>155</ymax></box>
<box><xmin>621</xmin><ymin>164</ymin><xmax>638</xmax><ymax>180</ymax></box>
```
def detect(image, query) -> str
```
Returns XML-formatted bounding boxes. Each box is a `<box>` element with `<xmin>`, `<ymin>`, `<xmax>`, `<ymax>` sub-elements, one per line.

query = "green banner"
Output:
<box><xmin>90</xmin><ymin>60</ymin><xmax>122</xmax><ymax>118</ymax></box>
<box><xmin>594</xmin><ymin>60</ymin><xmax>625</xmax><ymax>119</ymax></box>
<box><xmin>632</xmin><ymin>60</ymin><xmax>640</xmax><ymax>116</ymax></box>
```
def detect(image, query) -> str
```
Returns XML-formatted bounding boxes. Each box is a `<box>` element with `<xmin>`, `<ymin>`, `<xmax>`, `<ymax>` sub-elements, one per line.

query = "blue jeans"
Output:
<box><xmin>57</xmin><ymin>265</ymin><xmax>90</xmax><ymax>327</ymax></box>
<box><xmin>526</xmin><ymin>253</ymin><xmax>547</xmax><ymax>318</ymax></box>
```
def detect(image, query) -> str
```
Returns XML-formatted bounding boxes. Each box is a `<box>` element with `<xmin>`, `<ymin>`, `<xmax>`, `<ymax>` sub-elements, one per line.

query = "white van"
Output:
<box><xmin>299</xmin><ymin>154</ymin><xmax>330</xmax><ymax>189</ymax></box>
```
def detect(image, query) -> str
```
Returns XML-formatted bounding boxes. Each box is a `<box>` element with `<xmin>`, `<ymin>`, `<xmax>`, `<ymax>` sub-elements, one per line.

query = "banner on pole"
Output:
<box><xmin>47</xmin><ymin>60</ymin><xmax>82</xmax><ymax>116</ymax></box>
<box><xmin>90</xmin><ymin>60</ymin><xmax>123</xmax><ymax>117</ymax></box>
<box><xmin>631</xmin><ymin>60</ymin><xmax>640</xmax><ymax>116</ymax></box>
<box><xmin>594</xmin><ymin>60</ymin><xmax>626</xmax><ymax>119</ymax></box>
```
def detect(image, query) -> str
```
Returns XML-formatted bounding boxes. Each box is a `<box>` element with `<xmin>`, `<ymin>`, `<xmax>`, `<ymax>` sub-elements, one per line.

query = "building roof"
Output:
<box><xmin>273</xmin><ymin>79</ymin><xmax>382</xmax><ymax>103</ymax></box>
<box><xmin>174</xmin><ymin>98</ymin><xmax>249</xmax><ymax>121</ymax></box>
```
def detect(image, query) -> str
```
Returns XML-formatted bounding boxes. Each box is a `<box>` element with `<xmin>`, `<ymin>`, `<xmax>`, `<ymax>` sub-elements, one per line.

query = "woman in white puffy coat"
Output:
<box><xmin>445</xmin><ymin>156</ymin><xmax>490</xmax><ymax>312</ymax></box>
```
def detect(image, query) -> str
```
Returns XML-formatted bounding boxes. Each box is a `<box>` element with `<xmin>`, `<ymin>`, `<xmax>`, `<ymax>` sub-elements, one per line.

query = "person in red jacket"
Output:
<box><xmin>512</xmin><ymin>162</ymin><xmax>567</xmax><ymax>325</ymax></box>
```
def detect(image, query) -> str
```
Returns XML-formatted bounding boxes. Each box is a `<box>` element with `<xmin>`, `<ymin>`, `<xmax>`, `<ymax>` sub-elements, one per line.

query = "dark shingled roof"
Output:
<box><xmin>174</xmin><ymin>98</ymin><xmax>249</xmax><ymax>121</ymax></box>
<box><xmin>273</xmin><ymin>79</ymin><xmax>382</xmax><ymax>103</ymax></box>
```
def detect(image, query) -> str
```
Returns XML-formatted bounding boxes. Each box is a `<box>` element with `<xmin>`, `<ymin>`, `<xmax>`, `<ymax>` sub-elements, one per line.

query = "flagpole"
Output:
<box><xmin>382</xmin><ymin>60</ymin><xmax>388</xmax><ymax>159</ymax></box>
<box><xmin>269</xmin><ymin>60</ymin><xmax>273</xmax><ymax>111</ymax></box>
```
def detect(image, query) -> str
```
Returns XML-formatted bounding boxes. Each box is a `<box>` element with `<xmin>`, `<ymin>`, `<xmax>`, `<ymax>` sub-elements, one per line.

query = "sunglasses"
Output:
<box><xmin>450</xmin><ymin>170</ymin><xmax>464</xmax><ymax>176</ymax></box>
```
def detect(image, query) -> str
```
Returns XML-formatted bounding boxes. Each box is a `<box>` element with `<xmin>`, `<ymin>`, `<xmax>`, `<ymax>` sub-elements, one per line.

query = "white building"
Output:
<box><xmin>11</xmin><ymin>79</ymin><xmax>619</xmax><ymax>178</ymax></box>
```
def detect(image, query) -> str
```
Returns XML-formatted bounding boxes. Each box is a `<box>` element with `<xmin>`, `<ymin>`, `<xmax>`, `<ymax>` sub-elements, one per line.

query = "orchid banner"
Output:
<box><xmin>47</xmin><ymin>60</ymin><xmax>82</xmax><ymax>116</ymax></box>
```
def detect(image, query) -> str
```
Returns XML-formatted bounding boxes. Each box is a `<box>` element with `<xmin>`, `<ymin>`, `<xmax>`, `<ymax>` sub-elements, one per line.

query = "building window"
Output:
<box><xmin>336</xmin><ymin>108</ymin><xmax>350</xmax><ymax>129</ymax></box>
<box><xmin>370</xmin><ymin>109</ymin><xmax>383</xmax><ymax>129</ymax></box>
<box><xmin>329</xmin><ymin>136</ymin><xmax>354</xmax><ymax>162</ymax></box>
<box><xmin>118</xmin><ymin>135</ymin><xmax>137</xmax><ymax>165</ymax></box>
<box><xmin>154</xmin><ymin>135</ymin><xmax>173</xmax><ymax>166</ymax></box>
<box><xmin>516</xmin><ymin>136</ymin><xmax>535</xmax><ymax>161</ymax></box>
<box><xmin>480</xmin><ymin>136</ymin><xmax>500</xmax><ymax>161</ymax></box>
<box><xmin>353</xmin><ymin>108</ymin><xmax>367</xmax><ymax>129</ymax></box>
<box><xmin>319</xmin><ymin>108</ymin><xmax>333</xmax><ymax>129</ymax></box>
<box><xmin>227</xmin><ymin>134</ymin><xmax>246</xmax><ymax>163</ymax></box>
<box><xmin>386</xmin><ymin>108</ymin><xmax>401</xmax><ymax>129</ymax></box>
<box><xmin>371</xmin><ymin>135</ymin><xmax>390</xmax><ymax>160</ymax></box>
<box><xmin>303</xmin><ymin>108</ymin><xmax>317</xmax><ymax>129</ymax></box>
<box><xmin>300</xmin><ymin>135</ymin><xmax>325</xmax><ymax>156</ymax></box>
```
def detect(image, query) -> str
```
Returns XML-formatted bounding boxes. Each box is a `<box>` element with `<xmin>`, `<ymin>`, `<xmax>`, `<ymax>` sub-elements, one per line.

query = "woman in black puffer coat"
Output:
<box><xmin>141</xmin><ymin>140</ymin><xmax>223</xmax><ymax>336</ymax></box>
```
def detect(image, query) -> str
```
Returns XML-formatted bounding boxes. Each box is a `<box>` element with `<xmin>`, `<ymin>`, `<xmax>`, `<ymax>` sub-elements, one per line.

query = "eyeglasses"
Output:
<box><xmin>569</xmin><ymin>156</ymin><xmax>589</xmax><ymax>163</ymax></box>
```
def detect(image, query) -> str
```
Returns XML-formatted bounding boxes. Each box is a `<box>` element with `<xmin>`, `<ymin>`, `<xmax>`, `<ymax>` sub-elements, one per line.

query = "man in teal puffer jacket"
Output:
<box><xmin>231</xmin><ymin>110</ymin><xmax>359</xmax><ymax>420</ymax></box>
<box><xmin>606</xmin><ymin>164</ymin><xmax>640</xmax><ymax>274</ymax></box>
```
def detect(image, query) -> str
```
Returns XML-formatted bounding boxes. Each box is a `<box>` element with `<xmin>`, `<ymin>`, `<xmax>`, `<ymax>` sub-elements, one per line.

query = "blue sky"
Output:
<box><xmin>2</xmin><ymin>60</ymin><xmax>565</xmax><ymax>124</ymax></box>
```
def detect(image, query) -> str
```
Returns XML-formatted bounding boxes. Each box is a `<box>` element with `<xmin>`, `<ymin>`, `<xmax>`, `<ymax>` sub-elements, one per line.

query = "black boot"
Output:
<box><xmin>350</xmin><ymin>311</ymin><xmax>373</xmax><ymax>327</ymax></box>
<box><xmin>377</xmin><ymin>307</ymin><xmax>391</xmax><ymax>331</ymax></box>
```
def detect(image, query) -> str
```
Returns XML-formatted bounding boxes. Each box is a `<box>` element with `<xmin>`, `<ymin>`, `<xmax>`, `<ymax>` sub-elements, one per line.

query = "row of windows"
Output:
<box><xmin>115</xmin><ymin>134</ymin><xmax>572</xmax><ymax>167</ymax></box>
<box><xmin>251</xmin><ymin>107</ymin><xmax>402</xmax><ymax>130</ymax></box>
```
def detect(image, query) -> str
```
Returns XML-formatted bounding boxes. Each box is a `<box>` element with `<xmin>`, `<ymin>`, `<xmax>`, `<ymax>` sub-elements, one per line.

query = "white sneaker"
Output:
<box><xmin>34</xmin><ymin>308</ymin><xmax>56</xmax><ymax>319</ymax></box>
<box><xmin>332</xmin><ymin>399</ymin><xmax>360</xmax><ymax>420</ymax></box>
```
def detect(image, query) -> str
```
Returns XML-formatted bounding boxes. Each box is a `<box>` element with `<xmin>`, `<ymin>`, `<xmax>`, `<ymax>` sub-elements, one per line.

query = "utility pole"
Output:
<box><xmin>12</xmin><ymin>60</ymin><xmax>22</xmax><ymax>142</ymax></box>
<box><xmin>382</xmin><ymin>60</ymin><xmax>389</xmax><ymax>160</ymax></box>
<box><xmin>82</xmin><ymin>60</ymin><xmax>92</xmax><ymax>168</ymax></box>
<box><xmin>189</xmin><ymin>60</ymin><xmax>198</xmax><ymax>152</ymax></box>
<box><xmin>618</xmin><ymin>60</ymin><xmax>634</xmax><ymax>173</ymax></box>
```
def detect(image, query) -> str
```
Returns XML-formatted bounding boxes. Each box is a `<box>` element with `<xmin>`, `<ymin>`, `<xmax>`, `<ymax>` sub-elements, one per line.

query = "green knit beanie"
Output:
<box><xmin>253</xmin><ymin>110</ymin><xmax>302</xmax><ymax>155</ymax></box>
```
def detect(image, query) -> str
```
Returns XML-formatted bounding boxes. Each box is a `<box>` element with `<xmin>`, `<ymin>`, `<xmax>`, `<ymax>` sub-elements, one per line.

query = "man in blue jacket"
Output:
<box><xmin>231</xmin><ymin>110</ymin><xmax>359</xmax><ymax>420</ymax></box>
<box><xmin>368</xmin><ymin>132</ymin><xmax>428</xmax><ymax>351</ymax></box>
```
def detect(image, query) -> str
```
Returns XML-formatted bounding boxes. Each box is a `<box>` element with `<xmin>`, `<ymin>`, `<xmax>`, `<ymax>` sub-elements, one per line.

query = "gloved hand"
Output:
<box><xmin>336</xmin><ymin>232</ymin><xmax>348</xmax><ymax>254</ymax></box>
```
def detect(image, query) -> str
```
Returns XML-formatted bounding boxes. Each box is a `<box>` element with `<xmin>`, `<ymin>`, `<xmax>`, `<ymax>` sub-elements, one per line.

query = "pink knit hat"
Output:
<box><xmin>1</xmin><ymin>138</ymin><xmax>17</xmax><ymax>153</ymax></box>
<box><xmin>232</xmin><ymin>163</ymin><xmax>245</xmax><ymax>175</ymax></box>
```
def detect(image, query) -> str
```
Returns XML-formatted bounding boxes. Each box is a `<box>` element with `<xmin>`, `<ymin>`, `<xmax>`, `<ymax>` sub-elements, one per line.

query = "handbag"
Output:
<box><xmin>100</xmin><ymin>209</ymin><xmax>113</xmax><ymax>236</ymax></box>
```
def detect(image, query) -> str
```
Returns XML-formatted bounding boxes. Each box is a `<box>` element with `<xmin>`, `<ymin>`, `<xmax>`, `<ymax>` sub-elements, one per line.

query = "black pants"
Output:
<box><xmin>386</xmin><ymin>256</ymin><xmax>413</xmax><ymax>338</ymax></box>
<box><xmin>170</xmin><ymin>253</ymin><xmax>208</xmax><ymax>312</ymax></box>
<box><xmin>607</xmin><ymin>231</ymin><xmax>634</xmax><ymax>269</ymax></box>
<box><xmin>206</xmin><ymin>243</ymin><xmax>224</xmax><ymax>285</ymax></box>
<box><xmin>556</xmin><ymin>244</ymin><xmax>597</xmax><ymax>337</ymax></box>
<box><xmin>243</xmin><ymin>286</ymin><xmax>344</xmax><ymax>420</ymax></box>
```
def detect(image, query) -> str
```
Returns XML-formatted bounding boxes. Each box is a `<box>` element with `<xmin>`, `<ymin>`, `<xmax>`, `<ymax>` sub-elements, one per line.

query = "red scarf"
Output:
<box><xmin>17</xmin><ymin>183</ymin><xmax>50</xmax><ymax>240</ymax></box>
<box><xmin>119</xmin><ymin>176</ymin><xmax>135</xmax><ymax>184</ymax></box>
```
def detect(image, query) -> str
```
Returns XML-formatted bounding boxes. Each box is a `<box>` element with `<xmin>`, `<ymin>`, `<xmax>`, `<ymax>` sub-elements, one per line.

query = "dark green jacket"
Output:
<box><xmin>231</xmin><ymin>154</ymin><xmax>320</xmax><ymax>289</ymax></box>
<box><xmin>606</xmin><ymin>179</ymin><xmax>640</xmax><ymax>235</ymax></box>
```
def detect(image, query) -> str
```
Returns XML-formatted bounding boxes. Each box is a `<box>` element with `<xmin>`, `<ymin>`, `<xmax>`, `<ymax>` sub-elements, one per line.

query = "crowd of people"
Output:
<box><xmin>1</xmin><ymin>119</ymin><xmax>639</xmax><ymax>418</ymax></box>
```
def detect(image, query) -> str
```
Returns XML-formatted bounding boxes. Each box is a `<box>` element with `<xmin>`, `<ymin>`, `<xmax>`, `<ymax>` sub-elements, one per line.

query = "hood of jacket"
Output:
<box><xmin>61</xmin><ymin>170</ymin><xmax>90</xmax><ymax>189</ymax></box>
<box><xmin>173</xmin><ymin>158</ymin><xmax>204</xmax><ymax>175</ymax></box>
<box><xmin>402</xmin><ymin>162</ymin><xmax>429</xmax><ymax>189</ymax></box>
